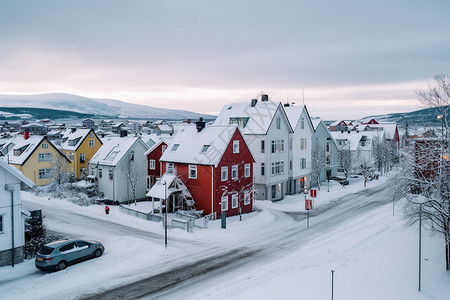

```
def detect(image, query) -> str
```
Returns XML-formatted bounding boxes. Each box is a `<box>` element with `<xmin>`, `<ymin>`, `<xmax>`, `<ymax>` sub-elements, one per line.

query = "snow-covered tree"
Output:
<box><xmin>338</xmin><ymin>140</ymin><xmax>354</xmax><ymax>181</ymax></box>
<box><xmin>121</xmin><ymin>154</ymin><xmax>145</xmax><ymax>205</ymax></box>
<box><xmin>311</xmin><ymin>145</ymin><xmax>327</xmax><ymax>190</ymax></box>
<box><xmin>394</xmin><ymin>74</ymin><xmax>450</xmax><ymax>270</ymax></box>
<box><xmin>52</xmin><ymin>154</ymin><xmax>71</xmax><ymax>185</ymax></box>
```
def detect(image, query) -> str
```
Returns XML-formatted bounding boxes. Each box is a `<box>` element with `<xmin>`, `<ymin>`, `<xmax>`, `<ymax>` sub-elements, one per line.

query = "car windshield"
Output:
<box><xmin>39</xmin><ymin>246</ymin><xmax>55</xmax><ymax>255</ymax></box>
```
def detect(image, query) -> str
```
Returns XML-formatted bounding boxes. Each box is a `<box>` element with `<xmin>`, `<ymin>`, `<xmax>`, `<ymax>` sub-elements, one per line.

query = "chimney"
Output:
<box><xmin>251</xmin><ymin>99</ymin><xmax>258</xmax><ymax>107</ymax></box>
<box><xmin>71</xmin><ymin>128</ymin><xmax>76</xmax><ymax>133</ymax></box>
<box><xmin>120</xmin><ymin>129</ymin><xmax>128</xmax><ymax>137</ymax></box>
<box><xmin>284</xmin><ymin>103</ymin><xmax>290</xmax><ymax>107</ymax></box>
<box><xmin>261</xmin><ymin>94</ymin><xmax>269</xmax><ymax>102</ymax></box>
<box><xmin>24</xmin><ymin>130</ymin><xmax>29</xmax><ymax>140</ymax></box>
<box><xmin>196</xmin><ymin>117</ymin><xmax>205</xmax><ymax>132</ymax></box>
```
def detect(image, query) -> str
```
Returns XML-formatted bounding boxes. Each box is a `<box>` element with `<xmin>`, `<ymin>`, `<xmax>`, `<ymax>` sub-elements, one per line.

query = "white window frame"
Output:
<box><xmin>109</xmin><ymin>170</ymin><xmax>114</xmax><ymax>180</ymax></box>
<box><xmin>244</xmin><ymin>163</ymin><xmax>250</xmax><ymax>178</ymax></box>
<box><xmin>0</xmin><ymin>215</ymin><xmax>3</xmax><ymax>232</ymax></box>
<box><xmin>38</xmin><ymin>168</ymin><xmax>52</xmax><ymax>179</ymax></box>
<box><xmin>261</xmin><ymin>163</ymin><xmax>265</xmax><ymax>176</ymax></box>
<box><xmin>149</xmin><ymin>159</ymin><xmax>156</xmax><ymax>170</ymax></box>
<box><xmin>232</xmin><ymin>193</ymin><xmax>238</xmax><ymax>209</ymax></box>
<box><xmin>301</xmin><ymin>117</ymin><xmax>305</xmax><ymax>129</ymax></box>
<box><xmin>38</xmin><ymin>152</ymin><xmax>52</xmax><ymax>162</ymax></box>
<box><xmin>244</xmin><ymin>191</ymin><xmax>251</xmax><ymax>205</ymax></box>
<box><xmin>221</xmin><ymin>166</ymin><xmax>228</xmax><ymax>181</ymax></box>
<box><xmin>261</xmin><ymin>140</ymin><xmax>265</xmax><ymax>153</ymax></box>
<box><xmin>221</xmin><ymin>194</ymin><xmax>228</xmax><ymax>211</ymax></box>
<box><xmin>232</xmin><ymin>165</ymin><xmax>238</xmax><ymax>180</ymax></box>
<box><xmin>276</xmin><ymin>117</ymin><xmax>281</xmax><ymax>129</ymax></box>
<box><xmin>167</xmin><ymin>162</ymin><xmax>174</xmax><ymax>174</ymax></box>
<box><xmin>80</xmin><ymin>153</ymin><xmax>85</xmax><ymax>163</ymax></box>
<box><xmin>89</xmin><ymin>139</ymin><xmax>95</xmax><ymax>147</ymax></box>
<box><xmin>42</xmin><ymin>143</ymin><xmax>48</xmax><ymax>149</ymax></box>
<box><xmin>189</xmin><ymin>164</ymin><xmax>197</xmax><ymax>179</ymax></box>
<box><xmin>233</xmin><ymin>140</ymin><xmax>239</xmax><ymax>153</ymax></box>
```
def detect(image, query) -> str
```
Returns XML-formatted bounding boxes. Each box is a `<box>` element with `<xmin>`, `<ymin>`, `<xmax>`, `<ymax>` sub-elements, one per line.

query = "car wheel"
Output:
<box><xmin>57</xmin><ymin>261</ymin><xmax>67</xmax><ymax>271</ymax></box>
<box><xmin>94</xmin><ymin>249</ymin><xmax>103</xmax><ymax>258</ymax></box>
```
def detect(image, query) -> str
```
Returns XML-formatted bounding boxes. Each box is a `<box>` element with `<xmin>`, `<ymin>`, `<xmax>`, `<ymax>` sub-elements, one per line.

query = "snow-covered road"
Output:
<box><xmin>1</xmin><ymin>177</ymin><xmax>448</xmax><ymax>300</ymax></box>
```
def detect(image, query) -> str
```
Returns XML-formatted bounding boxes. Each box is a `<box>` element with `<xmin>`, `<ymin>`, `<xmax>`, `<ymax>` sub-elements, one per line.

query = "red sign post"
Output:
<box><xmin>305</xmin><ymin>199</ymin><xmax>312</xmax><ymax>210</ymax></box>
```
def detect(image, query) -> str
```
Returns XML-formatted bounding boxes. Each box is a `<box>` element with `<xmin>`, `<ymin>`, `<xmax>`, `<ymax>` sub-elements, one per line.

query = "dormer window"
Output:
<box><xmin>201</xmin><ymin>145</ymin><xmax>210</xmax><ymax>153</ymax></box>
<box><xmin>171</xmin><ymin>144</ymin><xmax>179</xmax><ymax>152</ymax></box>
<box><xmin>233</xmin><ymin>140</ymin><xmax>239</xmax><ymax>153</ymax></box>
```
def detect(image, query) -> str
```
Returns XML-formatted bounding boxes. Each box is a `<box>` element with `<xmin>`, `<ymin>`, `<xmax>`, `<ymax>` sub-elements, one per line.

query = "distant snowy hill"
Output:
<box><xmin>0</xmin><ymin>93</ymin><xmax>214</xmax><ymax>120</ymax></box>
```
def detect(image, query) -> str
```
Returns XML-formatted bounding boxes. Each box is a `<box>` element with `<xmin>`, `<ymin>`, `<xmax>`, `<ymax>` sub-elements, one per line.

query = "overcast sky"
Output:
<box><xmin>1</xmin><ymin>0</ymin><xmax>449</xmax><ymax>119</ymax></box>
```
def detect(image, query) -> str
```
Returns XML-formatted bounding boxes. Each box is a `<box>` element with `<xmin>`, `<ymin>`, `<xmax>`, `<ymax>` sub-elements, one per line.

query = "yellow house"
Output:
<box><xmin>60</xmin><ymin>128</ymin><xmax>103</xmax><ymax>179</ymax></box>
<box><xmin>6</xmin><ymin>135</ymin><xmax>71</xmax><ymax>186</ymax></box>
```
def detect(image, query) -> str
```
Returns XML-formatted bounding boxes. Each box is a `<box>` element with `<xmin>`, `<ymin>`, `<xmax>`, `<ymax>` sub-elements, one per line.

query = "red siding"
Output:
<box><xmin>161</xmin><ymin>128</ymin><xmax>254</xmax><ymax>218</ymax></box>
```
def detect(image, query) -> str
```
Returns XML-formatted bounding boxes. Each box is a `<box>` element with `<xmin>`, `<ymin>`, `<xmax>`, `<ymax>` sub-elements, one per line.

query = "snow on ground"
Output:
<box><xmin>1</xmin><ymin>173</ymin><xmax>449</xmax><ymax>299</ymax></box>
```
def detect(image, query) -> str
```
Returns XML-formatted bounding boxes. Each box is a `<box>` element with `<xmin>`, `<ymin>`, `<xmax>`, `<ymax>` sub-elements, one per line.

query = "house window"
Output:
<box><xmin>244</xmin><ymin>163</ymin><xmax>250</xmax><ymax>178</ymax></box>
<box><xmin>244</xmin><ymin>191</ymin><xmax>250</xmax><ymax>205</ymax></box>
<box><xmin>300</xmin><ymin>158</ymin><xmax>306</xmax><ymax>169</ymax></box>
<box><xmin>271</xmin><ymin>161</ymin><xmax>285</xmax><ymax>175</ymax></box>
<box><xmin>261</xmin><ymin>163</ymin><xmax>265</xmax><ymax>176</ymax></box>
<box><xmin>109</xmin><ymin>170</ymin><xmax>113</xmax><ymax>180</ymax></box>
<box><xmin>289</xmin><ymin>138</ymin><xmax>292</xmax><ymax>150</ymax></box>
<box><xmin>300</xmin><ymin>138</ymin><xmax>307</xmax><ymax>150</ymax></box>
<box><xmin>221</xmin><ymin>166</ymin><xmax>228</xmax><ymax>181</ymax></box>
<box><xmin>146</xmin><ymin>176</ymin><xmax>151</xmax><ymax>189</ymax></box>
<box><xmin>89</xmin><ymin>140</ymin><xmax>95</xmax><ymax>147</ymax></box>
<box><xmin>232</xmin><ymin>165</ymin><xmax>238</xmax><ymax>180</ymax></box>
<box><xmin>221</xmin><ymin>194</ymin><xmax>228</xmax><ymax>211</ymax></box>
<box><xmin>201</xmin><ymin>145</ymin><xmax>210</xmax><ymax>153</ymax></box>
<box><xmin>171</xmin><ymin>144</ymin><xmax>179</xmax><ymax>152</ymax></box>
<box><xmin>167</xmin><ymin>163</ymin><xmax>174</xmax><ymax>174</ymax></box>
<box><xmin>271</xmin><ymin>185</ymin><xmax>276</xmax><ymax>199</ymax></box>
<box><xmin>42</xmin><ymin>143</ymin><xmax>48</xmax><ymax>149</ymax></box>
<box><xmin>276</xmin><ymin>117</ymin><xmax>281</xmax><ymax>129</ymax></box>
<box><xmin>150</xmin><ymin>159</ymin><xmax>156</xmax><ymax>170</ymax></box>
<box><xmin>232</xmin><ymin>193</ymin><xmax>238</xmax><ymax>209</ymax></box>
<box><xmin>80</xmin><ymin>153</ymin><xmax>85</xmax><ymax>163</ymax></box>
<box><xmin>233</xmin><ymin>140</ymin><xmax>239</xmax><ymax>153</ymax></box>
<box><xmin>38</xmin><ymin>168</ymin><xmax>52</xmax><ymax>179</ymax></box>
<box><xmin>290</xmin><ymin>160</ymin><xmax>292</xmax><ymax>170</ymax></box>
<box><xmin>189</xmin><ymin>165</ymin><xmax>197</xmax><ymax>179</ymax></box>
<box><xmin>162</xmin><ymin>145</ymin><xmax>167</xmax><ymax>153</ymax></box>
<box><xmin>69</xmin><ymin>153</ymin><xmax>75</xmax><ymax>160</ymax></box>
<box><xmin>261</xmin><ymin>140</ymin><xmax>265</xmax><ymax>153</ymax></box>
<box><xmin>80</xmin><ymin>167</ymin><xmax>86</xmax><ymax>176</ymax></box>
<box><xmin>38</xmin><ymin>153</ymin><xmax>52</xmax><ymax>162</ymax></box>
<box><xmin>90</xmin><ymin>132</ymin><xmax>94</xmax><ymax>138</ymax></box>
<box><xmin>99</xmin><ymin>169</ymin><xmax>103</xmax><ymax>178</ymax></box>
<box><xmin>326</xmin><ymin>144</ymin><xmax>330</xmax><ymax>152</ymax></box>
<box><xmin>0</xmin><ymin>215</ymin><xmax>3</xmax><ymax>232</ymax></box>
<box><xmin>130</xmin><ymin>151</ymin><xmax>135</xmax><ymax>161</ymax></box>
<box><xmin>271</xmin><ymin>140</ymin><xmax>284</xmax><ymax>153</ymax></box>
<box><xmin>301</xmin><ymin>117</ymin><xmax>305</xmax><ymax>129</ymax></box>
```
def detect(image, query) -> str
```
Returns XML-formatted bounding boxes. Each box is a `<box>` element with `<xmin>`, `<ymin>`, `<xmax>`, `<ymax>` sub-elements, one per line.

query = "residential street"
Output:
<box><xmin>0</xmin><ymin>181</ymin><xmax>391</xmax><ymax>300</ymax></box>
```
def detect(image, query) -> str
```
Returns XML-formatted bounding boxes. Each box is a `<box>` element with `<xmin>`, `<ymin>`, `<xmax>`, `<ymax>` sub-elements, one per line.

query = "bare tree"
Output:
<box><xmin>52</xmin><ymin>155</ymin><xmax>71</xmax><ymax>185</ymax></box>
<box><xmin>121</xmin><ymin>154</ymin><xmax>145</xmax><ymax>205</ymax></box>
<box><xmin>395</xmin><ymin>74</ymin><xmax>450</xmax><ymax>270</ymax></box>
<box><xmin>338</xmin><ymin>141</ymin><xmax>354</xmax><ymax>181</ymax></box>
<box><xmin>417</xmin><ymin>73</ymin><xmax>450</xmax><ymax>138</ymax></box>
<box><xmin>311</xmin><ymin>145</ymin><xmax>327</xmax><ymax>190</ymax></box>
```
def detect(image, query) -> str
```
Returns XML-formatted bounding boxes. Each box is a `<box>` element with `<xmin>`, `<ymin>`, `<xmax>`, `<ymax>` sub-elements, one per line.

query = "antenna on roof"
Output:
<box><xmin>302</xmin><ymin>88</ymin><xmax>305</xmax><ymax>106</ymax></box>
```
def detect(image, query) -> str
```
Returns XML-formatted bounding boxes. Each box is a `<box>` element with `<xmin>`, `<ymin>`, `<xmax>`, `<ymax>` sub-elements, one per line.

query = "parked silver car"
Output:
<box><xmin>35</xmin><ymin>239</ymin><xmax>104</xmax><ymax>271</ymax></box>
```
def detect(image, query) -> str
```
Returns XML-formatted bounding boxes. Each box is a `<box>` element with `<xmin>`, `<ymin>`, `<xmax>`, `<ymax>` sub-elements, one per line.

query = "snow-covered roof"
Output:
<box><xmin>60</xmin><ymin>128</ymin><xmax>93</xmax><ymax>151</ymax></box>
<box><xmin>310</xmin><ymin>117</ymin><xmax>321</xmax><ymax>130</ymax></box>
<box><xmin>89</xmin><ymin>136</ymin><xmax>146</xmax><ymax>166</ymax></box>
<box><xmin>284</xmin><ymin>105</ymin><xmax>304</xmax><ymax>129</ymax></box>
<box><xmin>0</xmin><ymin>158</ymin><xmax>34</xmax><ymax>188</ymax></box>
<box><xmin>160</xmin><ymin>125</ymin><xmax>240</xmax><ymax>167</ymax></box>
<box><xmin>330</xmin><ymin>131</ymin><xmax>383</xmax><ymax>151</ymax></box>
<box><xmin>3</xmin><ymin>136</ymin><xmax>62</xmax><ymax>166</ymax></box>
<box><xmin>213</xmin><ymin>101</ymin><xmax>285</xmax><ymax>135</ymax></box>
<box><xmin>146</xmin><ymin>174</ymin><xmax>180</xmax><ymax>199</ymax></box>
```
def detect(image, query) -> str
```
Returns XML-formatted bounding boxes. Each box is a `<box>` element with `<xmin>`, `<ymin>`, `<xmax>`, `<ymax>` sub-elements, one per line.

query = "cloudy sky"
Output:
<box><xmin>1</xmin><ymin>0</ymin><xmax>449</xmax><ymax>119</ymax></box>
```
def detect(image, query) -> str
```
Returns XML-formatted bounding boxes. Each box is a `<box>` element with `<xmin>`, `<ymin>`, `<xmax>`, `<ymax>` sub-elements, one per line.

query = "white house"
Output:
<box><xmin>214</xmin><ymin>95</ymin><xmax>292</xmax><ymax>200</ymax></box>
<box><xmin>0</xmin><ymin>159</ymin><xmax>34</xmax><ymax>267</ymax></box>
<box><xmin>311</xmin><ymin>117</ymin><xmax>339</xmax><ymax>185</ymax></box>
<box><xmin>284</xmin><ymin>104</ymin><xmax>315</xmax><ymax>194</ymax></box>
<box><xmin>88</xmin><ymin>136</ymin><xmax>150</xmax><ymax>203</ymax></box>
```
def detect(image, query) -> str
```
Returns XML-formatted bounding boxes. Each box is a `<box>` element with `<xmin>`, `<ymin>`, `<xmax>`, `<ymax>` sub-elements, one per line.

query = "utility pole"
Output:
<box><xmin>418</xmin><ymin>202</ymin><xmax>422</xmax><ymax>291</ymax></box>
<box><xmin>331</xmin><ymin>270</ymin><xmax>335</xmax><ymax>300</ymax></box>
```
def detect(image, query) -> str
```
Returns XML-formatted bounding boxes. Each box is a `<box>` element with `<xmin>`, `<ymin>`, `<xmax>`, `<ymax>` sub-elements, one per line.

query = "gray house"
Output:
<box><xmin>311</xmin><ymin>117</ymin><xmax>338</xmax><ymax>187</ymax></box>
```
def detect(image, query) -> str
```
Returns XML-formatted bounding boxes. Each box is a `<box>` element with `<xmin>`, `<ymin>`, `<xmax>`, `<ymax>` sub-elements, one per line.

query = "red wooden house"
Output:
<box><xmin>157</xmin><ymin>123</ymin><xmax>255</xmax><ymax>219</ymax></box>
<box><xmin>145</xmin><ymin>140</ymin><xmax>168</xmax><ymax>192</ymax></box>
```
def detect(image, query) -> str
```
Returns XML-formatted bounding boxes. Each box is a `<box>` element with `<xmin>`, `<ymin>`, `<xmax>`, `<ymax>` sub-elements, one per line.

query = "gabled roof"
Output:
<box><xmin>3</xmin><ymin>136</ymin><xmax>69</xmax><ymax>166</ymax></box>
<box><xmin>284</xmin><ymin>105</ymin><xmax>314</xmax><ymax>131</ymax></box>
<box><xmin>0</xmin><ymin>158</ymin><xmax>34</xmax><ymax>188</ymax></box>
<box><xmin>213</xmin><ymin>101</ymin><xmax>292</xmax><ymax>135</ymax></box>
<box><xmin>160</xmin><ymin>125</ymin><xmax>247</xmax><ymax>167</ymax></box>
<box><xmin>89</xmin><ymin>136</ymin><xmax>149</xmax><ymax>167</ymax></box>
<box><xmin>60</xmin><ymin>128</ymin><xmax>101</xmax><ymax>152</ymax></box>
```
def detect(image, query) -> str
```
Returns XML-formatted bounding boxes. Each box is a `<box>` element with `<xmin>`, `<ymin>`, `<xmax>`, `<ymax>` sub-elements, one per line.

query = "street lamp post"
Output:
<box><xmin>163</xmin><ymin>181</ymin><xmax>168</xmax><ymax>249</ymax></box>
<box><xmin>418</xmin><ymin>202</ymin><xmax>422</xmax><ymax>291</ymax></box>
<box><xmin>331</xmin><ymin>270</ymin><xmax>335</xmax><ymax>300</ymax></box>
